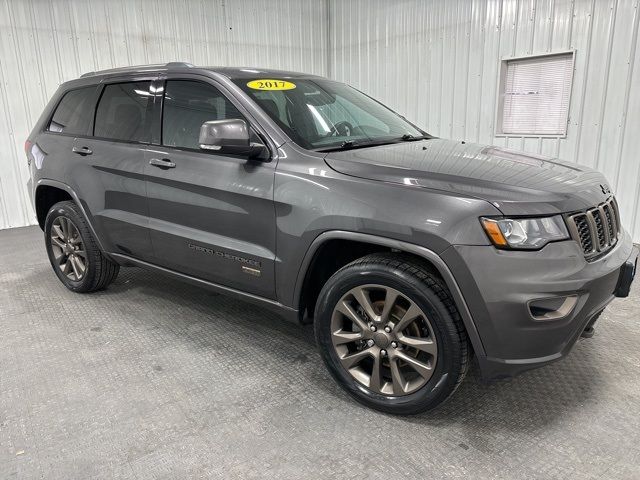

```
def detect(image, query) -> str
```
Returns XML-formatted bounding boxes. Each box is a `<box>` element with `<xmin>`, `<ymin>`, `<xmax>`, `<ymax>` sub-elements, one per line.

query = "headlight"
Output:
<box><xmin>480</xmin><ymin>215</ymin><xmax>569</xmax><ymax>249</ymax></box>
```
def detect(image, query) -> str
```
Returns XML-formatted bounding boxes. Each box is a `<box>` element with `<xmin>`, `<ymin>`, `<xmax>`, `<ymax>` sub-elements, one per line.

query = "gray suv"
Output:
<box><xmin>26</xmin><ymin>63</ymin><xmax>637</xmax><ymax>414</ymax></box>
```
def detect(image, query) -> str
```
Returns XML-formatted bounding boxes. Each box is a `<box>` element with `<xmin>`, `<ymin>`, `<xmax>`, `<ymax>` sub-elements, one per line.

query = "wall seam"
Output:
<box><xmin>612</xmin><ymin>0</ymin><xmax>639</xmax><ymax>188</ymax></box>
<box><xmin>5</xmin><ymin>0</ymin><xmax>32</xmax><ymax>223</ymax></box>
<box><xmin>221</xmin><ymin>0</ymin><xmax>230</xmax><ymax>66</ymax></box>
<box><xmin>593</xmin><ymin>0</ymin><xmax>619</xmax><ymax>172</ymax></box>
<box><xmin>572</xmin><ymin>0</ymin><xmax>596</xmax><ymax>164</ymax></box>
<box><xmin>326</xmin><ymin>0</ymin><xmax>332</xmax><ymax>78</ymax></box>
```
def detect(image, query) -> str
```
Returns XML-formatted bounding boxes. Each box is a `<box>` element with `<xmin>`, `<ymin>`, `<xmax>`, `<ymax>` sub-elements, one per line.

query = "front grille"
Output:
<box><xmin>573</xmin><ymin>214</ymin><xmax>593</xmax><ymax>254</ymax></box>
<box><xmin>567</xmin><ymin>196</ymin><xmax>620</xmax><ymax>260</ymax></box>
<box><xmin>591</xmin><ymin>208</ymin><xmax>606</xmax><ymax>249</ymax></box>
<box><xmin>602</xmin><ymin>203</ymin><xmax>615</xmax><ymax>239</ymax></box>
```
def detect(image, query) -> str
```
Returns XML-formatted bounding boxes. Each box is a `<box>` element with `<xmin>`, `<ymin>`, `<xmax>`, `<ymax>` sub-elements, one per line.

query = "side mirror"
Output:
<box><xmin>199</xmin><ymin>119</ymin><xmax>269</xmax><ymax>160</ymax></box>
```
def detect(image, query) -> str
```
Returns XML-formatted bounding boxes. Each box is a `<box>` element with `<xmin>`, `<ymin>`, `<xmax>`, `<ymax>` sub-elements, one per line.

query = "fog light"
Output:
<box><xmin>528</xmin><ymin>295</ymin><xmax>578</xmax><ymax>321</ymax></box>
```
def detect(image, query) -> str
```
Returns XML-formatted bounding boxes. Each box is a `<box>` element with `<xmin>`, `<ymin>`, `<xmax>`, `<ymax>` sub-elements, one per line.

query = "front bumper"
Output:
<box><xmin>442</xmin><ymin>233</ymin><xmax>637</xmax><ymax>380</ymax></box>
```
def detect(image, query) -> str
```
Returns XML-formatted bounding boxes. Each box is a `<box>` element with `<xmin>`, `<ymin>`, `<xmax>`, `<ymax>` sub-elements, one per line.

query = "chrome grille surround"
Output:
<box><xmin>566</xmin><ymin>196</ymin><xmax>620</xmax><ymax>260</ymax></box>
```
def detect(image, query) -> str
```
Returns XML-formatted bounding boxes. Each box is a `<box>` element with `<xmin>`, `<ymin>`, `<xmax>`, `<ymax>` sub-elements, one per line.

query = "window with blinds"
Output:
<box><xmin>498</xmin><ymin>52</ymin><xmax>574</xmax><ymax>136</ymax></box>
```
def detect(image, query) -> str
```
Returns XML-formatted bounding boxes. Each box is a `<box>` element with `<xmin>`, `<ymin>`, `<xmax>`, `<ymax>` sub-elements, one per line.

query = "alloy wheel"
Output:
<box><xmin>330</xmin><ymin>284</ymin><xmax>438</xmax><ymax>396</ymax></box>
<box><xmin>50</xmin><ymin>216</ymin><xmax>87</xmax><ymax>281</ymax></box>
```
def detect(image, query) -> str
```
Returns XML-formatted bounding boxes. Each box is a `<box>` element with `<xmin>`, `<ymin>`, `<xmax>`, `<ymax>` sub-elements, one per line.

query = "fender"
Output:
<box><xmin>35</xmin><ymin>178</ymin><xmax>112</xmax><ymax>258</ymax></box>
<box><xmin>293</xmin><ymin>230</ymin><xmax>486</xmax><ymax>357</ymax></box>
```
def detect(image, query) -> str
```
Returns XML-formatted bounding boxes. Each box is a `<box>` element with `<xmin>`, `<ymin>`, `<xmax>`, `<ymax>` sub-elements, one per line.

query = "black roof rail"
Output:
<box><xmin>80</xmin><ymin>62</ymin><xmax>195</xmax><ymax>78</ymax></box>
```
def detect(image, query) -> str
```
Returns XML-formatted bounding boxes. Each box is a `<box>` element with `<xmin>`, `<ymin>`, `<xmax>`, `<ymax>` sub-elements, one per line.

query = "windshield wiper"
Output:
<box><xmin>316</xmin><ymin>139</ymin><xmax>372</xmax><ymax>153</ymax></box>
<box><xmin>400</xmin><ymin>134</ymin><xmax>429</xmax><ymax>141</ymax></box>
<box><xmin>316</xmin><ymin>135</ymin><xmax>429</xmax><ymax>153</ymax></box>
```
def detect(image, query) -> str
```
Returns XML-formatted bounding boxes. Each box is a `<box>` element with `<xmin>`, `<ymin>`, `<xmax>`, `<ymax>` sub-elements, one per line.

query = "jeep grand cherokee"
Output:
<box><xmin>26</xmin><ymin>63</ymin><xmax>637</xmax><ymax>414</ymax></box>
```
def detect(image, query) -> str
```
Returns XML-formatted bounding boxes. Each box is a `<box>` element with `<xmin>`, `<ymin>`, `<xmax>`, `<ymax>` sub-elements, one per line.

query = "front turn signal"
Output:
<box><xmin>480</xmin><ymin>218</ymin><xmax>509</xmax><ymax>247</ymax></box>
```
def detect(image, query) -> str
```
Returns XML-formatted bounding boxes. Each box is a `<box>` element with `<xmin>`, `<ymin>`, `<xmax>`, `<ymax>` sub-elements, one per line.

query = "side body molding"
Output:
<box><xmin>292</xmin><ymin>230</ymin><xmax>486</xmax><ymax>357</ymax></box>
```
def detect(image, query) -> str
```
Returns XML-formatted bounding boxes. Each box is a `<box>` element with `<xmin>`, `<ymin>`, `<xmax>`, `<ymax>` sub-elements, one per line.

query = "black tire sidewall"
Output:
<box><xmin>44</xmin><ymin>203</ymin><xmax>94</xmax><ymax>292</ymax></box>
<box><xmin>315</xmin><ymin>261</ymin><xmax>463</xmax><ymax>414</ymax></box>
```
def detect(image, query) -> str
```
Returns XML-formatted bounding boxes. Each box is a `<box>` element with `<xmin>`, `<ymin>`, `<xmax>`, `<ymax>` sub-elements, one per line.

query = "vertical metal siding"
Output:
<box><xmin>0</xmin><ymin>0</ymin><xmax>327</xmax><ymax>229</ymax></box>
<box><xmin>2</xmin><ymin>0</ymin><xmax>640</xmax><ymax>243</ymax></box>
<box><xmin>329</xmin><ymin>0</ymin><xmax>640</xmax><ymax>242</ymax></box>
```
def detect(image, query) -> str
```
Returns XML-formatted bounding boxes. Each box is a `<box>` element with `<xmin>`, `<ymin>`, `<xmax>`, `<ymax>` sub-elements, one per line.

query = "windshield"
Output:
<box><xmin>234</xmin><ymin>78</ymin><xmax>426</xmax><ymax>151</ymax></box>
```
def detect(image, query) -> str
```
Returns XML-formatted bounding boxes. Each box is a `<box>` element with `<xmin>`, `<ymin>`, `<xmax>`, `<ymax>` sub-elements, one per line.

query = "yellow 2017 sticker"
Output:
<box><xmin>247</xmin><ymin>79</ymin><xmax>296</xmax><ymax>91</ymax></box>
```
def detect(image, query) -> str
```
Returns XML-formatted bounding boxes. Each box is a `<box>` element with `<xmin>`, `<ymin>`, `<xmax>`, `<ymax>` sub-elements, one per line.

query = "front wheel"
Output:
<box><xmin>314</xmin><ymin>253</ymin><xmax>471</xmax><ymax>414</ymax></box>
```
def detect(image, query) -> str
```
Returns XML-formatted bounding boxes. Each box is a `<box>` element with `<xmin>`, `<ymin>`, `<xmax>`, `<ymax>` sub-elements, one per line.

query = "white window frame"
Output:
<box><xmin>495</xmin><ymin>50</ymin><xmax>576</xmax><ymax>138</ymax></box>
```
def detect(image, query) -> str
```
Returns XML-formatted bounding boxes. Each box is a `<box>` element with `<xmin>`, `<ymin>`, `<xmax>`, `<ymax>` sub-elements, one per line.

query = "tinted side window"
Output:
<box><xmin>94</xmin><ymin>82</ymin><xmax>153</xmax><ymax>142</ymax></box>
<box><xmin>162</xmin><ymin>80</ymin><xmax>244</xmax><ymax>149</ymax></box>
<box><xmin>48</xmin><ymin>87</ymin><xmax>95</xmax><ymax>135</ymax></box>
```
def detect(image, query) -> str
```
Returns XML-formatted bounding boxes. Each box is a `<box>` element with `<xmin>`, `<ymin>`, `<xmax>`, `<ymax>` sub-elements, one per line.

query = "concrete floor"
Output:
<box><xmin>1</xmin><ymin>226</ymin><xmax>639</xmax><ymax>479</ymax></box>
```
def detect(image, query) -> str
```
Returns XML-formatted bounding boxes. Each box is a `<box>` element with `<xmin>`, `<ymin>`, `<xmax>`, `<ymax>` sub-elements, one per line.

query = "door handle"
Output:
<box><xmin>149</xmin><ymin>158</ymin><xmax>176</xmax><ymax>169</ymax></box>
<box><xmin>72</xmin><ymin>146</ymin><xmax>92</xmax><ymax>156</ymax></box>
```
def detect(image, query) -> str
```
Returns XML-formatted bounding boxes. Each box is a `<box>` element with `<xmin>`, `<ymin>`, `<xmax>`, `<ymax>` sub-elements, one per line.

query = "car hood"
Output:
<box><xmin>324</xmin><ymin>139</ymin><xmax>613</xmax><ymax>215</ymax></box>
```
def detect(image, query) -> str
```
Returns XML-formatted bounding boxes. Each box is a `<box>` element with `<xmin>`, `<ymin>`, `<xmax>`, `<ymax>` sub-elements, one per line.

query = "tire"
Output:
<box><xmin>44</xmin><ymin>200</ymin><xmax>119</xmax><ymax>293</ymax></box>
<box><xmin>314</xmin><ymin>253</ymin><xmax>470</xmax><ymax>414</ymax></box>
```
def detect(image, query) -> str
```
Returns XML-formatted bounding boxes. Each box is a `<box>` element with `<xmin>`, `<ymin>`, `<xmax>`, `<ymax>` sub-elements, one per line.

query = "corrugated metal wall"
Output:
<box><xmin>329</xmin><ymin>0</ymin><xmax>640</xmax><ymax>241</ymax></box>
<box><xmin>0</xmin><ymin>0</ymin><xmax>328</xmax><ymax>229</ymax></box>
<box><xmin>2</xmin><ymin>0</ymin><xmax>640</xmax><ymax>242</ymax></box>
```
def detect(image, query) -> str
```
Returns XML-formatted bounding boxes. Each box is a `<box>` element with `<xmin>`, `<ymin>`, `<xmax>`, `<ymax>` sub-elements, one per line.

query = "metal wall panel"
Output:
<box><xmin>329</xmin><ymin>0</ymin><xmax>640</xmax><ymax>242</ymax></box>
<box><xmin>2</xmin><ymin>0</ymin><xmax>640</xmax><ymax>243</ymax></box>
<box><xmin>0</xmin><ymin>0</ymin><xmax>328</xmax><ymax>229</ymax></box>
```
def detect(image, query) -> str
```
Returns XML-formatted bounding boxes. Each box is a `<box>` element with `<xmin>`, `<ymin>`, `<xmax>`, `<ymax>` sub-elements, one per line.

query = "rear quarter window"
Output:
<box><xmin>48</xmin><ymin>86</ymin><xmax>96</xmax><ymax>135</ymax></box>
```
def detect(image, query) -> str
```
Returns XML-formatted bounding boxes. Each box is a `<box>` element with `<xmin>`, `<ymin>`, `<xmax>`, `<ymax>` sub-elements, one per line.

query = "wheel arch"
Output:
<box><xmin>35</xmin><ymin>182</ymin><xmax>72</xmax><ymax>229</ymax></box>
<box><xmin>35</xmin><ymin>179</ymin><xmax>110</xmax><ymax>256</ymax></box>
<box><xmin>293</xmin><ymin>231</ymin><xmax>486</xmax><ymax>357</ymax></box>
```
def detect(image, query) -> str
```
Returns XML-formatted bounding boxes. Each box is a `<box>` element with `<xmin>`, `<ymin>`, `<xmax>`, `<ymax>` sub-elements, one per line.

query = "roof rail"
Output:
<box><xmin>165</xmin><ymin>62</ymin><xmax>195</xmax><ymax>69</ymax></box>
<box><xmin>80</xmin><ymin>62</ymin><xmax>195</xmax><ymax>78</ymax></box>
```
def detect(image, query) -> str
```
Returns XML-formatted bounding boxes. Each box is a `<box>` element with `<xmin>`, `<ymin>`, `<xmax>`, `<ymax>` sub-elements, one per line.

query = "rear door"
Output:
<box><xmin>36</xmin><ymin>84</ymin><xmax>100</xmax><ymax>197</ymax></box>
<box><xmin>74</xmin><ymin>78</ymin><xmax>157</xmax><ymax>260</ymax></box>
<box><xmin>144</xmin><ymin>77</ymin><xmax>277</xmax><ymax>299</ymax></box>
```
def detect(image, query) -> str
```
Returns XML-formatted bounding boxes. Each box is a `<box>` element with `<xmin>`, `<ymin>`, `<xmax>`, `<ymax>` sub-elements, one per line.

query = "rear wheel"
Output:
<box><xmin>45</xmin><ymin>201</ymin><xmax>119</xmax><ymax>292</ymax></box>
<box><xmin>314</xmin><ymin>253</ymin><xmax>470</xmax><ymax>414</ymax></box>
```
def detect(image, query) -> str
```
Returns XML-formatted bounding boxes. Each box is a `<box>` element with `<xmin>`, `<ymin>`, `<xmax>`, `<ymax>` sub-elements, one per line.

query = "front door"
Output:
<box><xmin>145</xmin><ymin>78</ymin><xmax>277</xmax><ymax>299</ymax></box>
